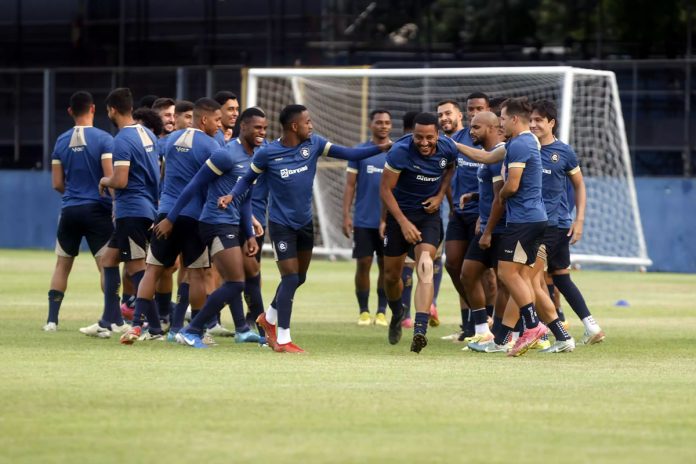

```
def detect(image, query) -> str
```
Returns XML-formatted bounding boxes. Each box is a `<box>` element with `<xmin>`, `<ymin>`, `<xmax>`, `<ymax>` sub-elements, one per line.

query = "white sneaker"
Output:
<box><xmin>79</xmin><ymin>322</ymin><xmax>111</xmax><ymax>338</ymax></box>
<box><xmin>582</xmin><ymin>327</ymin><xmax>606</xmax><ymax>345</ymax></box>
<box><xmin>110</xmin><ymin>322</ymin><xmax>132</xmax><ymax>334</ymax></box>
<box><xmin>207</xmin><ymin>323</ymin><xmax>234</xmax><ymax>337</ymax></box>
<box><xmin>138</xmin><ymin>331</ymin><xmax>165</xmax><ymax>341</ymax></box>
<box><xmin>202</xmin><ymin>332</ymin><xmax>218</xmax><ymax>345</ymax></box>
<box><xmin>441</xmin><ymin>331</ymin><xmax>463</xmax><ymax>341</ymax></box>
<box><xmin>43</xmin><ymin>322</ymin><xmax>57</xmax><ymax>332</ymax></box>
<box><xmin>540</xmin><ymin>338</ymin><xmax>576</xmax><ymax>353</ymax></box>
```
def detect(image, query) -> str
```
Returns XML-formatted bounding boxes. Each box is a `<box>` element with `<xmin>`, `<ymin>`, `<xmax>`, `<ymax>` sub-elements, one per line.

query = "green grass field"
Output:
<box><xmin>1</xmin><ymin>249</ymin><xmax>696</xmax><ymax>463</ymax></box>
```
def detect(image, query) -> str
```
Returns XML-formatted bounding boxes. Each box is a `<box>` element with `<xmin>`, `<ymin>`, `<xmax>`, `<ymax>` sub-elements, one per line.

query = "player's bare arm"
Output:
<box><xmin>455</xmin><ymin>142</ymin><xmax>506</xmax><ymax>164</ymax></box>
<box><xmin>342</xmin><ymin>171</ymin><xmax>357</xmax><ymax>238</ymax></box>
<box><xmin>568</xmin><ymin>169</ymin><xmax>586</xmax><ymax>244</ymax></box>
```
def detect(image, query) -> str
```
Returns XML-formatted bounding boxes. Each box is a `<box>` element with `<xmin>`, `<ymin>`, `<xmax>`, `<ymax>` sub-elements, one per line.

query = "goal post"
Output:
<box><xmin>246</xmin><ymin>66</ymin><xmax>652</xmax><ymax>268</ymax></box>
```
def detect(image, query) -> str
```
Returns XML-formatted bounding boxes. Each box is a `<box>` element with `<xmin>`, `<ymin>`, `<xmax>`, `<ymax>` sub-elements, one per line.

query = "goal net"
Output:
<box><xmin>246</xmin><ymin>67</ymin><xmax>651</xmax><ymax>268</ymax></box>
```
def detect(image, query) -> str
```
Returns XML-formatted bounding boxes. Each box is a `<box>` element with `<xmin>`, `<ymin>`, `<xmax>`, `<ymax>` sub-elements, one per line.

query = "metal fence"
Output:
<box><xmin>1</xmin><ymin>59</ymin><xmax>695</xmax><ymax>176</ymax></box>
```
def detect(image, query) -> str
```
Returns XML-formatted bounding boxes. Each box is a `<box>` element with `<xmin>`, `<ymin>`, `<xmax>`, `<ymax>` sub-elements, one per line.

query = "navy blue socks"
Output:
<box><xmin>356</xmin><ymin>289</ymin><xmax>369</xmax><ymax>313</ymax></box>
<box><xmin>170</xmin><ymin>282</ymin><xmax>189</xmax><ymax>333</ymax></box>
<box><xmin>377</xmin><ymin>287</ymin><xmax>387</xmax><ymax>314</ymax></box>
<box><xmin>100</xmin><ymin>266</ymin><xmax>120</xmax><ymax>328</ymax></box>
<box><xmin>188</xmin><ymin>281</ymin><xmax>244</xmax><ymax>335</ymax></box>
<box><xmin>414</xmin><ymin>312</ymin><xmax>429</xmax><ymax>336</ymax></box>
<box><xmin>553</xmin><ymin>274</ymin><xmax>591</xmax><ymax>320</ymax></box>
<box><xmin>47</xmin><ymin>290</ymin><xmax>64</xmax><ymax>324</ymax></box>
<box><xmin>519</xmin><ymin>303</ymin><xmax>539</xmax><ymax>329</ymax></box>
<box><xmin>276</xmin><ymin>274</ymin><xmax>300</xmax><ymax>329</ymax></box>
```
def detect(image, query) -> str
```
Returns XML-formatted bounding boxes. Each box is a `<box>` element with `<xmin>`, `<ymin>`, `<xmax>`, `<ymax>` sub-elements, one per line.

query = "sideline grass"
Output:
<box><xmin>1</xmin><ymin>249</ymin><xmax>695</xmax><ymax>463</ymax></box>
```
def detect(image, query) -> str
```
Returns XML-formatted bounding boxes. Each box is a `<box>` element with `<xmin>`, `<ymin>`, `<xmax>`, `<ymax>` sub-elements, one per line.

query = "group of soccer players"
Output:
<box><xmin>45</xmin><ymin>84</ymin><xmax>604</xmax><ymax>356</ymax></box>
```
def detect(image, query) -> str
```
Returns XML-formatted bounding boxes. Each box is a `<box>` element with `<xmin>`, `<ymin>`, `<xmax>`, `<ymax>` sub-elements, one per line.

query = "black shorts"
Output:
<box><xmin>199</xmin><ymin>222</ymin><xmax>241</xmax><ymax>257</ymax></box>
<box><xmin>108</xmin><ymin>217</ymin><xmax>153</xmax><ymax>262</ymax></box>
<box><xmin>445</xmin><ymin>212</ymin><xmax>478</xmax><ymax>242</ymax></box>
<box><xmin>55</xmin><ymin>203</ymin><xmax>113</xmax><ymax>258</ymax></box>
<box><xmin>268</xmin><ymin>220</ymin><xmax>314</xmax><ymax>261</ymax></box>
<box><xmin>383</xmin><ymin>210</ymin><xmax>442</xmax><ymax>257</ymax></box>
<box><xmin>239</xmin><ymin>228</ymin><xmax>266</xmax><ymax>263</ymax></box>
<box><xmin>545</xmin><ymin>227</ymin><xmax>571</xmax><ymax>272</ymax></box>
<box><xmin>498</xmin><ymin>221</ymin><xmax>547</xmax><ymax>266</ymax></box>
<box><xmin>464</xmin><ymin>233</ymin><xmax>503</xmax><ymax>269</ymax></box>
<box><xmin>147</xmin><ymin>214</ymin><xmax>209</xmax><ymax>268</ymax></box>
<box><xmin>352</xmin><ymin>227</ymin><xmax>383</xmax><ymax>259</ymax></box>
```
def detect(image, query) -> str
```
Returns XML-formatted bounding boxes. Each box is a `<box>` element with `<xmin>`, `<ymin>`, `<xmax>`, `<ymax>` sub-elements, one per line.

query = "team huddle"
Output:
<box><xmin>44</xmin><ymin>86</ymin><xmax>605</xmax><ymax>356</ymax></box>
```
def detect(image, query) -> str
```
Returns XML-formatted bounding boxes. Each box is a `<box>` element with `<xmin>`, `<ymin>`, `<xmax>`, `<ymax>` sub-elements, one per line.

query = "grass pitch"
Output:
<box><xmin>1</xmin><ymin>249</ymin><xmax>695</xmax><ymax>463</ymax></box>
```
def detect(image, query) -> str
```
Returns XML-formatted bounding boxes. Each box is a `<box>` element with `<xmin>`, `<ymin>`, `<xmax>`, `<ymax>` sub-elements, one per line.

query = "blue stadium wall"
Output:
<box><xmin>0</xmin><ymin>171</ymin><xmax>694</xmax><ymax>273</ymax></box>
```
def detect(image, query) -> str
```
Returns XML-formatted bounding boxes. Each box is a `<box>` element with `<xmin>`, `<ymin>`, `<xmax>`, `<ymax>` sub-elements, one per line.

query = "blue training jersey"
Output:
<box><xmin>214</xmin><ymin>129</ymin><xmax>227</xmax><ymax>147</ymax></box>
<box><xmin>199</xmin><ymin>139</ymin><xmax>256</xmax><ymax>225</ymax></box>
<box><xmin>159</xmin><ymin>128</ymin><xmax>220</xmax><ymax>219</ymax></box>
<box><xmin>251</xmin><ymin>171</ymin><xmax>269</xmax><ymax>226</ymax></box>
<box><xmin>112</xmin><ymin>124</ymin><xmax>160</xmax><ymax>220</ymax></box>
<box><xmin>477</xmin><ymin>142</ymin><xmax>506</xmax><ymax>234</ymax></box>
<box><xmin>450</xmin><ymin>128</ymin><xmax>482</xmax><ymax>215</ymax></box>
<box><xmin>249</xmin><ymin>134</ymin><xmax>332</xmax><ymax>229</ymax></box>
<box><xmin>51</xmin><ymin>126</ymin><xmax>114</xmax><ymax>209</ymax></box>
<box><xmin>503</xmin><ymin>131</ymin><xmax>547</xmax><ymax>224</ymax></box>
<box><xmin>347</xmin><ymin>140</ymin><xmax>386</xmax><ymax>229</ymax></box>
<box><xmin>384</xmin><ymin>134</ymin><xmax>457</xmax><ymax>213</ymax></box>
<box><xmin>540</xmin><ymin>139</ymin><xmax>580</xmax><ymax>227</ymax></box>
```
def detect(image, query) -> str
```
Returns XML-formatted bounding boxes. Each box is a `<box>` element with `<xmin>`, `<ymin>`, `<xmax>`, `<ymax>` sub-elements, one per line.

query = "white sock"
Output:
<box><xmin>582</xmin><ymin>316</ymin><xmax>599</xmax><ymax>332</ymax></box>
<box><xmin>277</xmin><ymin>327</ymin><xmax>291</xmax><ymax>345</ymax></box>
<box><xmin>266</xmin><ymin>305</ymin><xmax>278</xmax><ymax>325</ymax></box>
<box><xmin>475</xmin><ymin>323</ymin><xmax>489</xmax><ymax>334</ymax></box>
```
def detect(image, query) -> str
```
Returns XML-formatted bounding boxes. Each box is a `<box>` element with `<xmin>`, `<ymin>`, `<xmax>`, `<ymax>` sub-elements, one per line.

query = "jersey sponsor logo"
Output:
<box><xmin>175</xmin><ymin>146</ymin><xmax>190</xmax><ymax>152</ymax></box>
<box><xmin>235</xmin><ymin>164</ymin><xmax>245</xmax><ymax>169</ymax></box>
<box><xmin>551</xmin><ymin>152</ymin><xmax>560</xmax><ymax>163</ymax></box>
<box><xmin>300</xmin><ymin>147</ymin><xmax>310</xmax><ymax>159</ymax></box>
<box><xmin>439</xmin><ymin>158</ymin><xmax>447</xmax><ymax>168</ymax></box>
<box><xmin>366</xmin><ymin>165</ymin><xmax>383</xmax><ymax>174</ymax></box>
<box><xmin>542</xmin><ymin>168</ymin><xmax>552</xmax><ymax>175</ymax></box>
<box><xmin>277</xmin><ymin>241</ymin><xmax>288</xmax><ymax>252</ymax></box>
<box><xmin>280</xmin><ymin>165</ymin><xmax>309</xmax><ymax>178</ymax></box>
<box><xmin>71</xmin><ymin>146</ymin><xmax>85</xmax><ymax>152</ymax></box>
<box><xmin>416</xmin><ymin>174</ymin><xmax>440</xmax><ymax>182</ymax></box>
<box><xmin>458</xmin><ymin>158</ymin><xmax>482</xmax><ymax>168</ymax></box>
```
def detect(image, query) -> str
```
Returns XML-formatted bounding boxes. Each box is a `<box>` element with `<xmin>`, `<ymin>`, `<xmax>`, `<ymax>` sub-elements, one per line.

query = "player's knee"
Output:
<box><xmin>297</xmin><ymin>273</ymin><xmax>307</xmax><ymax>287</ymax></box>
<box><xmin>417</xmin><ymin>252</ymin><xmax>434</xmax><ymax>284</ymax></box>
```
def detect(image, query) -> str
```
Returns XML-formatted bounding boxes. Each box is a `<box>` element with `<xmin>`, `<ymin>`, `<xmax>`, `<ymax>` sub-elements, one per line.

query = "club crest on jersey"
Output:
<box><xmin>439</xmin><ymin>158</ymin><xmax>447</xmax><ymax>168</ymax></box>
<box><xmin>300</xmin><ymin>147</ymin><xmax>310</xmax><ymax>159</ymax></box>
<box><xmin>277</xmin><ymin>241</ymin><xmax>288</xmax><ymax>253</ymax></box>
<box><xmin>551</xmin><ymin>152</ymin><xmax>560</xmax><ymax>163</ymax></box>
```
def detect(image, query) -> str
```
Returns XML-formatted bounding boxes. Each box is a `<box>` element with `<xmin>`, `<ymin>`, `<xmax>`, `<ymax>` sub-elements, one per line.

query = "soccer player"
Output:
<box><xmin>438</xmin><ymin>95</ymin><xmax>491</xmax><ymax>342</ymax></box>
<box><xmin>133</xmin><ymin>108</ymin><xmax>164</xmax><ymax>137</ymax></box>
<box><xmin>219</xmin><ymin>104</ymin><xmax>391</xmax><ymax>353</ymax></box>
<box><xmin>154</xmin><ymin>108</ymin><xmax>269</xmax><ymax>347</ymax></box>
<box><xmin>482</xmin><ymin>98</ymin><xmax>549</xmax><ymax>356</ymax></box>
<box><xmin>458</xmin><ymin>111</ymin><xmax>506</xmax><ymax>346</ymax></box>
<box><xmin>213</xmin><ymin>91</ymin><xmax>240</xmax><ymax>146</ymax></box>
<box><xmin>342</xmin><ymin>109</ymin><xmax>392</xmax><ymax>326</ymax></box>
<box><xmin>530</xmin><ymin>100</ymin><xmax>605</xmax><ymax>346</ymax></box>
<box><xmin>380</xmin><ymin>112</ymin><xmax>457</xmax><ymax>353</ymax></box>
<box><xmin>151</xmin><ymin>98</ymin><xmax>176</xmax><ymax>136</ymax></box>
<box><xmin>119</xmin><ymin>98</ymin><xmax>223</xmax><ymax>344</ymax></box>
<box><xmin>79</xmin><ymin>88</ymin><xmax>160</xmax><ymax>339</ymax></box>
<box><xmin>174</xmin><ymin>100</ymin><xmax>194</xmax><ymax>130</ymax></box>
<box><xmin>45</xmin><ymin>91</ymin><xmax>115</xmax><ymax>331</ymax></box>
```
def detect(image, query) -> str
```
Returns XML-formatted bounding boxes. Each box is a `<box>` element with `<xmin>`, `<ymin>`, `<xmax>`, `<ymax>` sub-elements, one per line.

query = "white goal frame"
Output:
<box><xmin>246</xmin><ymin>66</ymin><xmax>652</xmax><ymax>268</ymax></box>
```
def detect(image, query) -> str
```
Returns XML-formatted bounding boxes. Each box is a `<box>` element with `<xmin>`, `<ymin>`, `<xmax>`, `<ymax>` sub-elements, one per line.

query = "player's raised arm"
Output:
<box><xmin>455</xmin><ymin>141</ymin><xmax>506</xmax><ymax>164</ymax></box>
<box><xmin>325</xmin><ymin>141</ymin><xmax>391</xmax><ymax>161</ymax></box>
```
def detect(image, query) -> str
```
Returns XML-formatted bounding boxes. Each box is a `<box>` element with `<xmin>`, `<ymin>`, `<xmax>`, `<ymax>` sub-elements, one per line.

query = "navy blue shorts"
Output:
<box><xmin>55</xmin><ymin>203</ymin><xmax>113</xmax><ymax>258</ymax></box>
<box><xmin>352</xmin><ymin>227</ymin><xmax>384</xmax><ymax>259</ymax></box>
<box><xmin>445</xmin><ymin>212</ymin><xmax>478</xmax><ymax>242</ymax></box>
<box><xmin>498</xmin><ymin>221</ymin><xmax>547</xmax><ymax>266</ymax></box>
<box><xmin>545</xmin><ymin>227</ymin><xmax>571</xmax><ymax>272</ymax></box>
<box><xmin>268</xmin><ymin>220</ymin><xmax>314</xmax><ymax>261</ymax></box>
<box><xmin>147</xmin><ymin>214</ymin><xmax>209</xmax><ymax>268</ymax></box>
<box><xmin>108</xmin><ymin>217</ymin><xmax>153</xmax><ymax>262</ymax></box>
<box><xmin>464</xmin><ymin>233</ymin><xmax>503</xmax><ymax>269</ymax></box>
<box><xmin>383</xmin><ymin>210</ymin><xmax>442</xmax><ymax>257</ymax></box>
<box><xmin>199</xmin><ymin>222</ymin><xmax>240</xmax><ymax>258</ymax></box>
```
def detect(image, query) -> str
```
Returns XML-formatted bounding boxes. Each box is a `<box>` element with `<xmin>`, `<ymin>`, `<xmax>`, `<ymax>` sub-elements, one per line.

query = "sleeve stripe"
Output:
<box><xmin>250</xmin><ymin>163</ymin><xmax>264</xmax><ymax>174</ymax></box>
<box><xmin>114</xmin><ymin>160</ymin><xmax>130</xmax><ymax>167</ymax></box>
<box><xmin>508</xmin><ymin>162</ymin><xmax>526</xmax><ymax>169</ymax></box>
<box><xmin>567</xmin><ymin>166</ymin><xmax>581</xmax><ymax>175</ymax></box>
<box><xmin>321</xmin><ymin>142</ymin><xmax>333</xmax><ymax>157</ymax></box>
<box><xmin>346</xmin><ymin>167</ymin><xmax>358</xmax><ymax>174</ymax></box>
<box><xmin>384</xmin><ymin>162</ymin><xmax>401</xmax><ymax>174</ymax></box>
<box><xmin>101</xmin><ymin>153</ymin><xmax>113</xmax><ymax>160</ymax></box>
<box><xmin>51</xmin><ymin>159</ymin><xmax>61</xmax><ymax>165</ymax></box>
<box><xmin>492</xmin><ymin>175</ymin><xmax>503</xmax><ymax>182</ymax></box>
<box><xmin>205</xmin><ymin>159</ymin><xmax>223</xmax><ymax>175</ymax></box>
